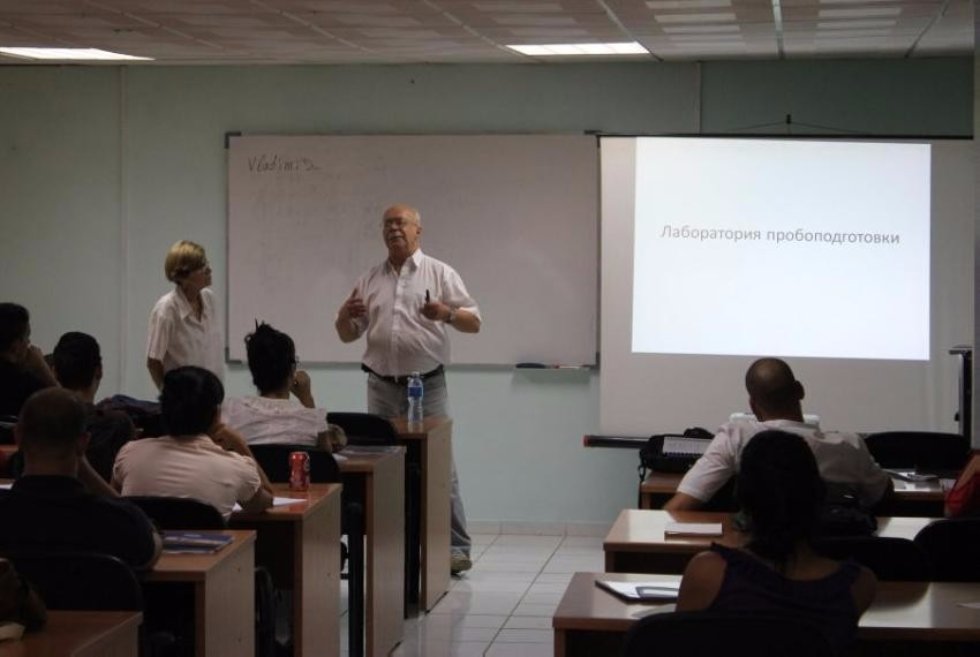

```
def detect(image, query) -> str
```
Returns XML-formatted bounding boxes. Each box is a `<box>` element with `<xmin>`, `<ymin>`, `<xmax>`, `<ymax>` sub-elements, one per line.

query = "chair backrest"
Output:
<box><xmin>326</xmin><ymin>412</ymin><xmax>398</xmax><ymax>446</ymax></box>
<box><xmin>812</xmin><ymin>536</ymin><xmax>931</xmax><ymax>581</ymax></box>
<box><xmin>0</xmin><ymin>415</ymin><xmax>16</xmax><ymax>445</ymax></box>
<box><xmin>249</xmin><ymin>444</ymin><xmax>341</xmax><ymax>483</ymax></box>
<box><xmin>863</xmin><ymin>431</ymin><xmax>969</xmax><ymax>472</ymax></box>
<box><xmin>5</xmin><ymin>551</ymin><xmax>143</xmax><ymax>610</ymax></box>
<box><xmin>622</xmin><ymin>610</ymin><xmax>834</xmax><ymax>657</ymax></box>
<box><xmin>913</xmin><ymin>517</ymin><xmax>980</xmax><ymax>582</ymax></box>
<box><xmin>125</xmin><ymin>495</ymin><xmax>226</xmax><ymax>530</ymax></box>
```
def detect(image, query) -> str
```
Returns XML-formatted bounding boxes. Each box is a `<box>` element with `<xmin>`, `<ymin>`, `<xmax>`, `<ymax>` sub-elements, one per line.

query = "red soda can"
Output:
<box><xmin>289</xmin><ymin>451</ymin><xmax>310</xmax><ymax>491</ymax></box>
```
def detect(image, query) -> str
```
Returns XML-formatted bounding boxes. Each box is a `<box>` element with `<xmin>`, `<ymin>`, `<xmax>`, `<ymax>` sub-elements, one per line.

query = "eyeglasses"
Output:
<box><xmin>382</xmin><ymin>217</ymin><xmax>416</xmax><ymax>229</ymax></box>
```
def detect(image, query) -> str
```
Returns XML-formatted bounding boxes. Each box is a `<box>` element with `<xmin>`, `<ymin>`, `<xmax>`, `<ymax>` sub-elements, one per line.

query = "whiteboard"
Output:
<box><xmin>227</xmin><ymin>134</ymin><xmax>598</xmax><ymax>365</ymax></box>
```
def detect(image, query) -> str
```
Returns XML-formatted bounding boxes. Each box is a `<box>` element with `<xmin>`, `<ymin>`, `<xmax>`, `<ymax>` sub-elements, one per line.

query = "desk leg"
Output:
<box><xmin>366</xmin><ymin>455</ymin><xmax>405</xmax><ymax>657</ymax></box>
<box><xmin>404</xmin><ymin>445</ymin><xmax>421</xmax><ymax>609</ymax></box>
<box><xmin>198</xmin><ymin>538</ymin><xmax>254</xmax><ymax>657</ymax></box>
<box><xmin>346</xmin><ymin>498</ymin><xmax>365</xmax><ymax>657</ymax></box>
<box><xmin>420</xmin><ymin>423</ymin><xmax>451</xmax><ymax>611</ymax></box>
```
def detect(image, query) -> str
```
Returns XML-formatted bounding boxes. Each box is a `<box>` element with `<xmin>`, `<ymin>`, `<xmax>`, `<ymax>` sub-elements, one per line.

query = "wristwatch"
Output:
<box><xmin>446</xmin><ymin>308</ymin><xmax>457</xmax><ymax>324</ymax></box>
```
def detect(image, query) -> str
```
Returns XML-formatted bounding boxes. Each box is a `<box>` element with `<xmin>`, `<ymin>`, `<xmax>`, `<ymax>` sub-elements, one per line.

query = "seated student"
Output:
<box><xmin>677</xmin><ymin>430</ymin><xmax>877</xmax><ymax>655</ymax></box>
<box><xmin>223</xmin><ymin>322</ymin><xmax>345</xmax><ymax>452</ymax></box>
<box><xmin>0</xmin><ymin>303</ymin><xmax>57</xmax><ymax>417</ymax></box>
<box><xmin>113</xmin><ymin>366</ymin><xmax>274</xmax><ymax>519</ymax></box>
<box><xmin>665</xmin><ymin>358</ymin><xmax>892</xmax><ymax>512</ymax></box>
<box><xmin>945</xmin><ymin>451</ymin><xmax>980</xmax><ymax>517</ymax></box>
<box><xmin>51</xmin><ymin>331</ymin><xmax>136</xmax><ymax>482</ymax></box>
<box><xmin>0</xmin><ymin>388</ymin><xmax>161</xmax><ymax>569</ymax></box>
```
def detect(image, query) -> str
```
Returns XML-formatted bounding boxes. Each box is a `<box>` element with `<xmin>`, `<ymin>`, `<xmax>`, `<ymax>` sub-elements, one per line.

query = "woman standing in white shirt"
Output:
<box><xmin>146</xmin><ymin>240</ymin><xmax>223</xmax><ymax>390</ymax></box>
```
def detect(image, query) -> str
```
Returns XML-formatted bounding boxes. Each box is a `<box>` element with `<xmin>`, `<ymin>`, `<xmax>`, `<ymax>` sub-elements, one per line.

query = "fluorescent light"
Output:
<box><xmin>818</xmin><ymin>7</ymin><xmax>902</xmax><ymax>18</ymax></box>
<box><xmin>0</xmin><ymin>47</ymin><xmax>152</xmax><ymax>61</ymax></box>
<box><xmin>647</xmin><ymin>0</ymin><xmax>730</xmax><ymax>8</ymax></box>
<box><xmin>507</xmin><ymin>42</ymin><xmax>648</xmax><ymax>56</ymax></box>
<box><xmin>655</xmin><ymin>12</ymin><xmax>736</xmax><ymax>23</ymax></box>
<box><xmin>816</xmin><ymin>19</ymin><xmax>896</xmax><ymax>29</ymax></box>
<box><xmin>662</xmin><ymin>24</ymin><xmax>740</xmax><ymax>33</ymax></box>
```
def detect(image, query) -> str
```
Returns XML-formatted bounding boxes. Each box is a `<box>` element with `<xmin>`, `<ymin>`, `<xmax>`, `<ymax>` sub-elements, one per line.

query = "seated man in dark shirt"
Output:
<box><xmin>52</xmin><ymin>332</ymin><xmax>136</xmax><ymax>482</ymax></box>
<box><xmin>0</xmin><ymin>303</ymin><xmax>57</xmax><ymax>418</ymax></box>
<box><xmin>0</xmin><ymin>388</ymin><xmax>161</xmax><ymax>569</ymax></box>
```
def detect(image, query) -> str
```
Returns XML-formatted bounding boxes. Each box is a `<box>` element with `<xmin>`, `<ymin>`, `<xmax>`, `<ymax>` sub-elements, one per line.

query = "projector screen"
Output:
<box><xmin>601</xmin><ymin>137</ymin><xmax>972</xmax><ymax>436</ymax></box>
<box><xmin>632</xmin><ymin>138</ymin><xmax>930</xmax><ymax>360</ymax></box>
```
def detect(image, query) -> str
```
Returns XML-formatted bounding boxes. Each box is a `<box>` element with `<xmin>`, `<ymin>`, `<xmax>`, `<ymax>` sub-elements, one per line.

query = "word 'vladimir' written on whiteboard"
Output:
<box><xmin>247</xmin><ymin>153</ymin><xmax>321</xmax><ymax>173</ymax></box>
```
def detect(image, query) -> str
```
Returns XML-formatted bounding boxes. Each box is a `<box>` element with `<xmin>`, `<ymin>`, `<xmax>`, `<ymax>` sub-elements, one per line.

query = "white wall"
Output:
<box><xmin>0</xmin><ymin>59</ymin><xmax>972</xmax><ymax>526</ymax></box>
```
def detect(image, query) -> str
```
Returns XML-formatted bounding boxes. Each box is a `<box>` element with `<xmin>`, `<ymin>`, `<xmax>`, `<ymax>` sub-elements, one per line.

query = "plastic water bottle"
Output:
<box><xmin>407</xmin><ymin>372</ymin><xmax>424</xmax><ymax>430</ymax></box>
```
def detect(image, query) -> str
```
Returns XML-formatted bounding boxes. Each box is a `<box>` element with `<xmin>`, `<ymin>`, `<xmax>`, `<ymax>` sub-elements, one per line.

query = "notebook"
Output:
<box><xmin>664</xmin><ymin>522</ymin><xmax>723</xmax><ymax>537</ymax></box>
<box><xmin>596</xmin><ymin>579</ymin><xmax>680</xmax><ymax>601</ymax></box>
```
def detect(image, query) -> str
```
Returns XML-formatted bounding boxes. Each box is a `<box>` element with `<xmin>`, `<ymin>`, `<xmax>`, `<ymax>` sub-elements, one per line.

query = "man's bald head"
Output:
<box><xmin>745</xmin><ymin>358</ymin><xmax>804</xmax><ymax>421</ymax></box>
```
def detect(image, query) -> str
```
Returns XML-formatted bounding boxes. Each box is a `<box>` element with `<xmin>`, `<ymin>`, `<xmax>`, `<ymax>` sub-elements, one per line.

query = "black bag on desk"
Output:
<box><xmin>639</xmin><ymin>427</ymin><xmax>713</xmax><ymax>477</ymax></box>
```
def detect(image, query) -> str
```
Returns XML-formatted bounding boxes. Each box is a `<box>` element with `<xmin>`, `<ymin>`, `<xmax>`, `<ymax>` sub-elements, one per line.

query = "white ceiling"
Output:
<box><xmin>0</xmin><ymin>0</ymin><xmax>972</xmax><ymax>65</ymax></box>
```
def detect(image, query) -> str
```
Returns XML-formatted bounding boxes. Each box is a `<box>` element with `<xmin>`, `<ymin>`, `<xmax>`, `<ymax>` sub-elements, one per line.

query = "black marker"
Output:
<box><xmin>425</xmin><ymin>289</ymin><xmax>430</xmax><ymax>303</ymax></box>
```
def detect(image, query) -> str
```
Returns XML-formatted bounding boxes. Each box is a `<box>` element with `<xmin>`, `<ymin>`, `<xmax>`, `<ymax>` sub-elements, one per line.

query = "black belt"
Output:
<box><xmin>361</xmin><ymin>364</ymin><xmax>444</xmax><ymax>386</ymax></box>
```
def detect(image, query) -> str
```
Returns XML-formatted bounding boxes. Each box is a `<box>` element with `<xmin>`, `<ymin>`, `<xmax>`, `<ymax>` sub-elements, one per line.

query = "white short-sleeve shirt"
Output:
<box><xmin>146</xmin><ymin>287</ymin><xmax>224</xmax><ymax>380</ymax></box>
<box><xmin>112</xmin><ymin>434</ymin><xmax>261</xmax><ymax>519</ymax></box>
<box><xmin>222</xmin><ymin>396</ymin><xmax>327</xmax><ymax>448</ymax></box>
<box><xmin>346</xmin><ymin>250</ymin><xmax>481</xmax><ymax>377</ymax></box>
<box><xmin>676</xmin><ymin>418</ymin><xmax>891</xmax><ymax>508</ymax></box>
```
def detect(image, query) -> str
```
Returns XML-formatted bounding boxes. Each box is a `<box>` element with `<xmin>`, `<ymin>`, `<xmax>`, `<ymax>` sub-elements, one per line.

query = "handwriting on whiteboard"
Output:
<box><xmin>248</xmin><ymin>154</ymin><xmax>320</xmax><ymax>173</ymax></box>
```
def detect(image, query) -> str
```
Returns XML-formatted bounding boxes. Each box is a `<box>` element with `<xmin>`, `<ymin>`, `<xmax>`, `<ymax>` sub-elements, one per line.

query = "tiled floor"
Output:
<box><xmin>340</xmin><ymin>532</ymin><xmax>606</xmax><ymax>657</ymax></box>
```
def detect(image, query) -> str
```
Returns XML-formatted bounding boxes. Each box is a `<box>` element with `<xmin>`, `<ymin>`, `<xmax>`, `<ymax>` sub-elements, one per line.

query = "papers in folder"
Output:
<box><xmin>661</xmin><ymin>436</ymin><xmax>710</xmax><ymax>457</ymax></box>
<box><xmin>596</xmin><ymin>579</ymin><xmax>680</xmax><ymax>601</ymax></box>
<box><xmin>664</xmin><ymin>522</ymin><xmax>723</xmax><ymax>537</ymax></box>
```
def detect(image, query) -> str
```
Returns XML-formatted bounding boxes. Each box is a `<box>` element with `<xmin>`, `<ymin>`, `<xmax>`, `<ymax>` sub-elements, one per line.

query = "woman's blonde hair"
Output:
<box><xmin>164</xmin><ymin>240</ymin><xmax>208</xmax><ymax>282</ymax></box>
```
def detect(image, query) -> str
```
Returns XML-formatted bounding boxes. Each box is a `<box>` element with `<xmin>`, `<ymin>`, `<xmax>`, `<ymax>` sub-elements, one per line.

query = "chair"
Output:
<box><xmin>621</xmin><ymin>610</ymin><xmax>834</xmax><ymax>657</ymax></box>
<box><xmin>0</xmin><ymin>415</ymin><xmax>16</xmax><ymax>445</ymax></box>
<box><xmin>249</xmin><ymin>444</ymin><xmax>341</xmax><ymax>483</ymax></box>
<box><xmin>124</xmin><ymin>495</ymin><xmax>226</xmax><ymax>530</ymax></box>
<box><xmin>914</xmin><ymin>517</ymin><xmax>980</xmax><ymax>582</ymax></box>
<box><xmin>327</xmin><ymin>412</ymin><xmax>398</xmax><ymax>446</ymax></box>
<box><xmin>863</xmin><ymin>431</ymin><xmax>969</xmax><ymax>473</ymax></box>
<box><xmin>812</xmin><ymin>536</ymin><xmax>931</xmax><ymax>581</ymax></box>
<box><xmin>5</xmin><ymin>551</ymin><xmax>143</xmax><ymax>610</ymax></box>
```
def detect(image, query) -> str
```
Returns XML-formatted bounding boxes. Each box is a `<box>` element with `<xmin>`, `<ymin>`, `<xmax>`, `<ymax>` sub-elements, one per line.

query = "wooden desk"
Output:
<box><xmin>392</xmin><ymin>417</ymin><xmax>452</xmax><ymax>611</ymax></box>
<box><xmin>553</xmin><ymin>572</ymin><xmax>980</xmax><ymax>657</ymax></box>
<box><xmin>230</xmin><ymin>483</ymin><xmax>342</xmax><ymax>657</ymax></box>
<box><xmin>0</xmin><ymin>610</ymin><xmax>142</xmax><ymax>657</ymax></box>
<box><xmin>145</xmin><ymin>529</ymin><xmax>256</xmax><ymax>657</ymax></box>
<box><xmin>339</xmin><ymin>446</ymin><xmax>405</xmax><ymax>657</ymax></box>
<box><xmin>639</xmin><ymin>472</ymin><xmax>947</xmax><ymax>516</ymax></box>
<box><xmin>604</xmin><ymin>509</ymin><xmax>937</xmax><ymax>574</ymax></box>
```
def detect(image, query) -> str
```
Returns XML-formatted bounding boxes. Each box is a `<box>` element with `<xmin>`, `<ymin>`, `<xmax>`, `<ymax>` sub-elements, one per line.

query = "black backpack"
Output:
<box><xmin>638</xmin><ymin>427</ymin><xmax>714</xmax><ymax>479</ymax></box>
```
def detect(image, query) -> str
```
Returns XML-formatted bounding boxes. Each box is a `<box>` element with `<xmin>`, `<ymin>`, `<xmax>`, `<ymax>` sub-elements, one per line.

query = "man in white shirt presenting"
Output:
<box><xmin>665</xmin><ymin>357</ymin><xmax>892</xmax><ymax>511</ymax></box>
<box><xmin>335</xmin><ymin>203</ymin><xmax>481</xmax><ymax>574</ymax></box>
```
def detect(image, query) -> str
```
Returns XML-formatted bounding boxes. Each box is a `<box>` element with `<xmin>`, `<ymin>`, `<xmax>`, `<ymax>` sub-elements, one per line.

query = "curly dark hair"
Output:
<box><xmin>244</xmin><ymin>322</ymin><xmax>296</xmax><ymax>395</ymax></box>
